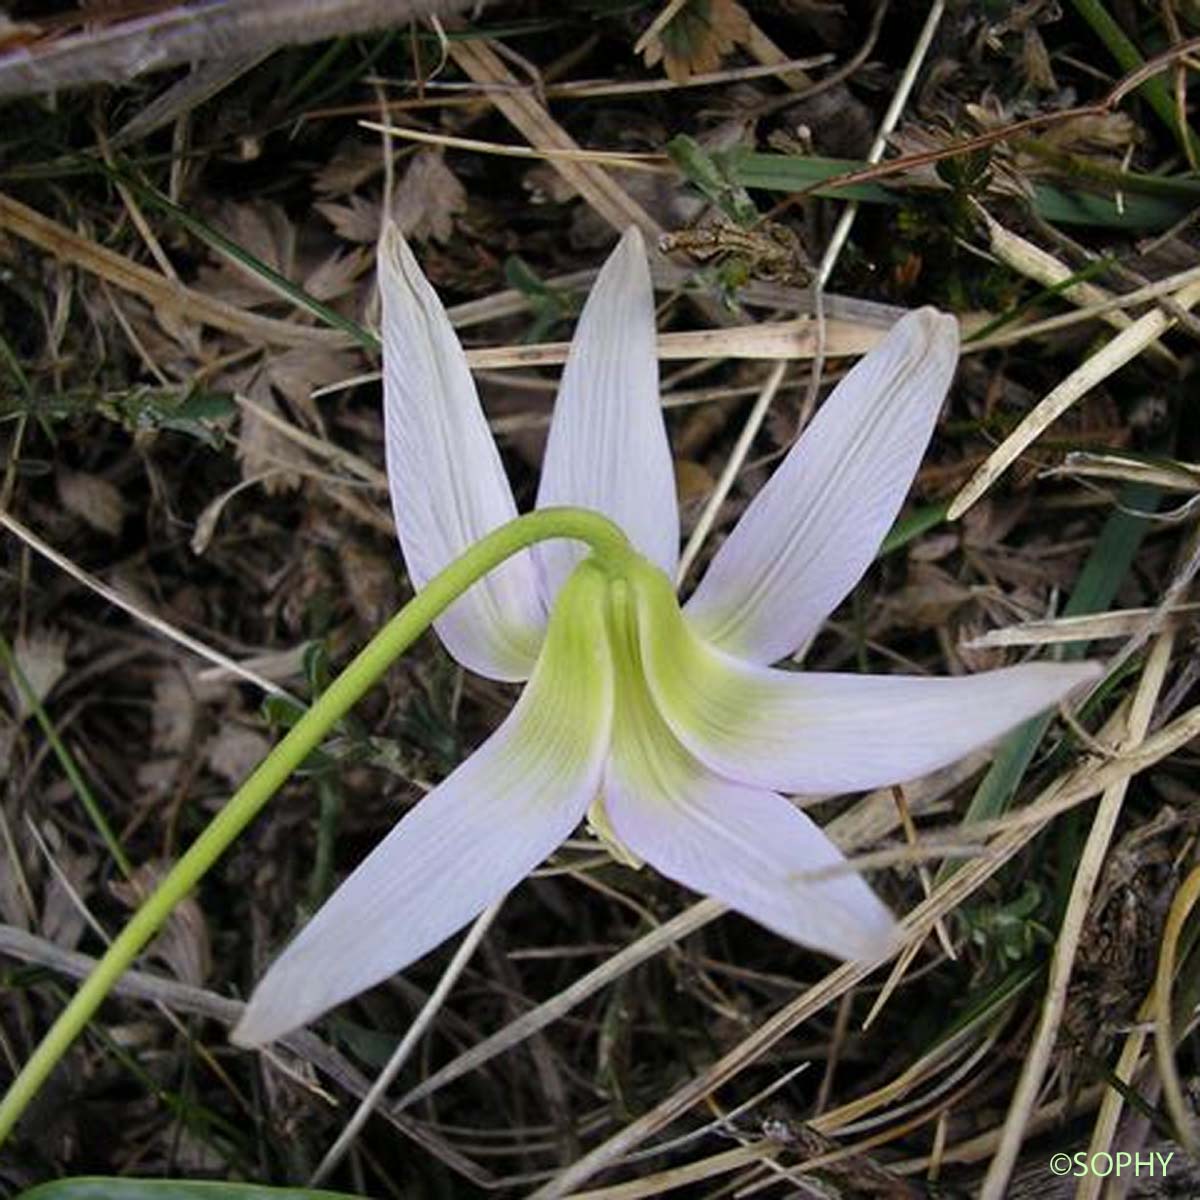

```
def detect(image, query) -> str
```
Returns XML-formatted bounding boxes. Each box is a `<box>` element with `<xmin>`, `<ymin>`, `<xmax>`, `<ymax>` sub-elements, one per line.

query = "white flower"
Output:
<box><xmin>233</xmin><ymin>228</ymin><xmax>1097</xmax><ymax>1047</ymax></box>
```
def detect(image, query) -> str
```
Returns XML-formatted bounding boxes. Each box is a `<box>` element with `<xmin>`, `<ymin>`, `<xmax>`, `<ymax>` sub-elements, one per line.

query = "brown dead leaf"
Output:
<box><xmin>136</xmin><ymin>667</ymin><xmax>204</xmax><ymax>798</ymax></box>
<box><xmin>192</xmin><ymin>473</ymin><xmax>277</xmax><ymax>556</ymax></box>
<box><xmin>909</xmin><ymin>531</ymin><xmax>960</xmax><ymax>564</ymax></box>
<box><xmin>882</xmin><ymin>563</ymin><xmax>972</xmax><ymax>631</ymax></box>
<box><xmin>119</xmin><ymin>291</ymin><xmax>206</xmax><ymax>366</ymax></box>
<box><xmin>1022</xmin><ymin>27</ymin><xmax>1057</xmax><ymax>92</ymax></box>
<box><xmin>675</xmin><ymin>458</ymin><xmax>715</xmax><ymax>506</ymax></box>
<box><xmin>107</xmin><ymin>564</ymin><xmax>157</xmax><ymax>614</ymax></box>
<box><xmin>232</xmin><ymin>368</ymin><xmax>308</xmax><ymax>494</ymax></box>
<box><xmin>152</xmin><ymin>671</ymin><xmax>197</xmax><ymax>755</ymax></box>
<box><xmin>11</xmin><ymin>628</ymin><xmax>68</xmax><ymax>721</ymax></box>
<box><xmin>136</xmin><ymin>757</ymin><xmax>180</xmax><ymax>798</ymax></box>
<box><xmin>314</xmin><ymin>193</ymin><xmax>382</xmax><ymax>244</ymax></box>
<box><xmin>962</xmin><ymin>496</ymin><xmax>1031</xmax><ymax>551</ymax></box>
<box><xmin>56</xmin><ymin>468</ymin><xmax>126</xmax><ymax>536</ymax></box>
<box><xmin>336</xmin><ymin>540</ymin><xmax>400</xmax><ymax>629</ymax></box>
<box><xmin>953</xmin><ymin>580</ymin><xmax>1049</xmax><ymax>673</ymax></box>
<box><xmin>266</xmin><ymin>345</ymin><xmax>360</xmax><ymax>417</ymax></box>
<box><xmin>38</xmin><ymin>822</ymin><xmax>96</xmax><ymax>951</ymax></box>
<box><xmin>194</xmin><ymin>199</ymin><xmax>298</xmax><ymax>308</ymax></box>
<box><xmin>314</xmin><ymin>140</ymin><xmax>388</xmax><ymax>196</ymax></box>
<box><xmin>391</xmin><ymin>149</ymin><xmax>466</xmax><ymax>244</ymax></box>
<box><xmin>217</xmin><ymin>199</ymin><xmax>295</xmax><ymax>276</ymax></box>
<box><xmin>960</xmin><ymin>98</ymin><xmax>1138</xmax><ymax>184</ymax></box>
<box><xmin>302</xmin><ymin>245</ymin><xmax>368</xmax><ymax>302</ymax></box>
<box><xmin>641</xmin><ymin>0</ymin><xmax>752</xmax><ymax>83</ymax></box>
<box><xmin>1036</xmin><ymin>111</ymin><xmax>1138</xmax><ymax>157</ymax></box>
<box><xmin>206</xmin><ymin>724</ymin><xmax>272</xmax><ymax>787</ymax></box>
<box><xmin>316</xmin><ymin>149</ymin><xmax>467</xmax><ymax>246</ymax></box>
<box><xmin>111</xmin><ymin>860</ymin><xmax>211</xmax><ymax>985</ymax></box>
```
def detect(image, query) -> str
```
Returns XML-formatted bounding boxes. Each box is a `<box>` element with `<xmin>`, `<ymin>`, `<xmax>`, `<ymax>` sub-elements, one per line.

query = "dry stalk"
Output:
<box><xmin>464</xmin><ymin>319</ymin><xmax>884</xmax><ymax>368</ymax></box>
<box><xmin>1079</xmin><ymin>983</ymin><xmax>1158</xmax><ymax>1198</ymax></box>
<box><xmin>963</xmin><ymin>606</ymin><xmax>1200</xmax><ymax>649</ymax></box>
<box><xmin>528</xmin><ymin>697</ymin><xmax>1200</xmax><ymax>1198</ymax></box>
<box><xmin>563</xmin><ymin>1144</ymin><xmax>776</xmax><ymax>1200</ymax></box>
<box><xmin>311</xmin><ymin>902</ymin><xmax>503</xmax><ymax>1184</ymax></box>
<box><xmin>0</xmin><ymin>512</ymin><xmax>296</xmax><ymax>700</ymax></box>
<box><xmin>979</xmin><ymin>208</ymin><xmax>1179</xmax><ymax>370</ymax></box>
<box><xmin>0</xmin><ymin>0</ymin><xmax>480</xmax><ymax>97</ymax></box>
<box><xmin>445</xmin><ymin>36</ymin><xmax>662</xmax><ymax>241</ymax></box>
<box><xmin>0</xmin><ymin>192</ymin><xmax>352</xmax><ymax>349</ymax></box>
<box><xmin>1152</xmin><ymin>865</ymin><xmax>1200</xmax><ymax>1154</ymax></box>
<box><xmin>979</xmin><ymin>631</ymin><xmax>1176</xmax><ymax>1198</ymax></box>
<box><xmin>970</xmin><ymin>262</ymin><xmax>1200</xmax><ymax>353</ymax></box>
<box><xmin>949</xmin><ymin>276</ymin><xmax>1200</xmax><ymax>520</ymax></box>
<box><xmin>675</xmin><ymin>0</ymin><xmax>945</xmax><ymax>586</ymax></box>
<box><xmin>358</xmin><ymin>121</ymin><xmax>671</xmax><ymax>171</ymax></box>
<box><xmin>0</xmin><ymin>923</ymin><xmax>499</xmax><ymax>1185</ymax></box>
<box><xmin>895</xmin><ymin>1084</ymin><xmax>1108</xmax><ymax>1173</ymax></box>
<box><xmin>395</xmin><ymin>758</ymin><xmax>981</xmax><ymax>1117</ymax></box>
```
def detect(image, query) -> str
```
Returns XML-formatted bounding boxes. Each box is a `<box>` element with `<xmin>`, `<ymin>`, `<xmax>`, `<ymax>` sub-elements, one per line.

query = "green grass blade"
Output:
<box><xmin>965</xmin><ymin>257</ymin><xmax>1117</xmax><ymax>344</ymax></box>
<box><xmin>1069</xmin><ymin>0</ymin><xmax>1200</xmax><ymax>163</ymax></box>
<box><xmin>289</xmin><ymin>31</ymin><xmax>401</xmax><ymax>117</ymax></box>
<box><xmin>879</xmin><ymin>501</ymin><xmax>950</xmax><ymax>556</ymax></box>
<box><xmin>718</xmin><ymin>148</ymin><xmax>899</xmax><ymax>205</ymax></box>
<box><xmin>934</xmin><ymin>483</ymin><xmax>1160</xmax><ymax>886</ymax></box>
<box><xmin>0</xmin><ymin>630</ymin><xmax>133</xmax><ymax>880</ymax></box>
<box><xmin>274</xmin><ymin>36</ymin><xmax>351</xmax><ymax>114</ymax></box>
<box><xmin>89</xmin><ymin>160</ymin><xmax>378</xmax><ymax>351</ymax></box>
<box><xmin>1030</xmin><ymin>182</ymin><xmax>1188</xmax><ymax>231</ymax></box>
<box><xmin>722</xmin><ymin>148</ymin><xmax>1194</xmax><ymax>230</ymax></box>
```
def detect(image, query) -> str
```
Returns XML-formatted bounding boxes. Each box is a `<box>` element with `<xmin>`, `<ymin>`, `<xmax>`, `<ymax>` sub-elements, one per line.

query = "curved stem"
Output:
<box><xmin>0</xmin><ymin>506</ymin><xmax>630</xmax><ymax>1144</ymax></box>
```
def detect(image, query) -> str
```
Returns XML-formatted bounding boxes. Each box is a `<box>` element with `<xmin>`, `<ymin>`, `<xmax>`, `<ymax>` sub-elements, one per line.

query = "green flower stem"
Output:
<box><xmin>0</xmin><ymin>506</ymin><xmax>631</xmax><ymax>1146</ymax></box>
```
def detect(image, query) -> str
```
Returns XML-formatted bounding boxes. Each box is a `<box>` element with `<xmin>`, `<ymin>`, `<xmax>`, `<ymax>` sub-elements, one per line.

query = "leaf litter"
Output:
<box><xmin>2</xmin><ymin>2</ymin><xmax>1200</xmax><ymax>1197</ymax></box>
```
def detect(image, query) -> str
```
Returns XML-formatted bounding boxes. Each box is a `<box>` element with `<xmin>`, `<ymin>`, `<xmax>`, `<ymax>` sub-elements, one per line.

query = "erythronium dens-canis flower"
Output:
<box><xmin>232</xmin><ymin>227</ymin><xmax>1098</xmax><ymax>1046</ymax></box>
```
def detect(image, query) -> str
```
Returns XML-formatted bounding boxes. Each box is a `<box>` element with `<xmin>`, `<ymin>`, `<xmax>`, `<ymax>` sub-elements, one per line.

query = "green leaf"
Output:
<box><xmin>504</xmin><ymin>254</ymin><xmax>554</xmax><ymax>300</ymax></box>
<box><xmin>102</xmin><ymin>387</ymin><xmax>236</xmax><ymax>448</ymax></box>
<box><xmin>719</xmin><ymin>147</ymin><xmax>1196</xmax><ymax>231</ymax></box>
<box><xmin>303</xmin><ymin>642</ymin><xmax>333</xmax><ymax>698</ymax></box>
<box><xmin>1031</xmin><ymin>182</ymin><xmax>1189</xmax><ymax>231</ymax></box>
<box><xmin>262</xmin><ymin>695</ymin><xmax>307</xmax><ymax>730</ymax></box>
<box><xmin>504</xmin><ymin>255</ymin><xmax>573</xmax><ymax>342</ymax></box>
<box><xmin>18</xmin><ymin>1182</ymin><xmax>364</xmax><ymax>1200</ymax></box>
<box><xmin>327</xmin><ymin>1015</ymin><xmax>402</xmax><ymax>1068</ymax></box>
<box><xmin>667</xmin><ymin>135</ymin><xmax>758</xmax><ymax>226</ymax></box>
<box><xmin>879</xmin><ymin>501</ymin><xmax>950</xmax><ymax>556</ymax></box>
<box><xmin>718</xmin><ymin>148</ymin><xmax>899</xmax><ymax>206</ymax></box>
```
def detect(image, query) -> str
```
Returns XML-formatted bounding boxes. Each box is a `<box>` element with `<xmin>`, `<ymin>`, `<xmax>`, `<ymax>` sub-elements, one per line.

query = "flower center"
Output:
<box><xmin>573</xmin><ymin>558</ymin><xmax>703</xmax><ymax>868</ymax></box>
